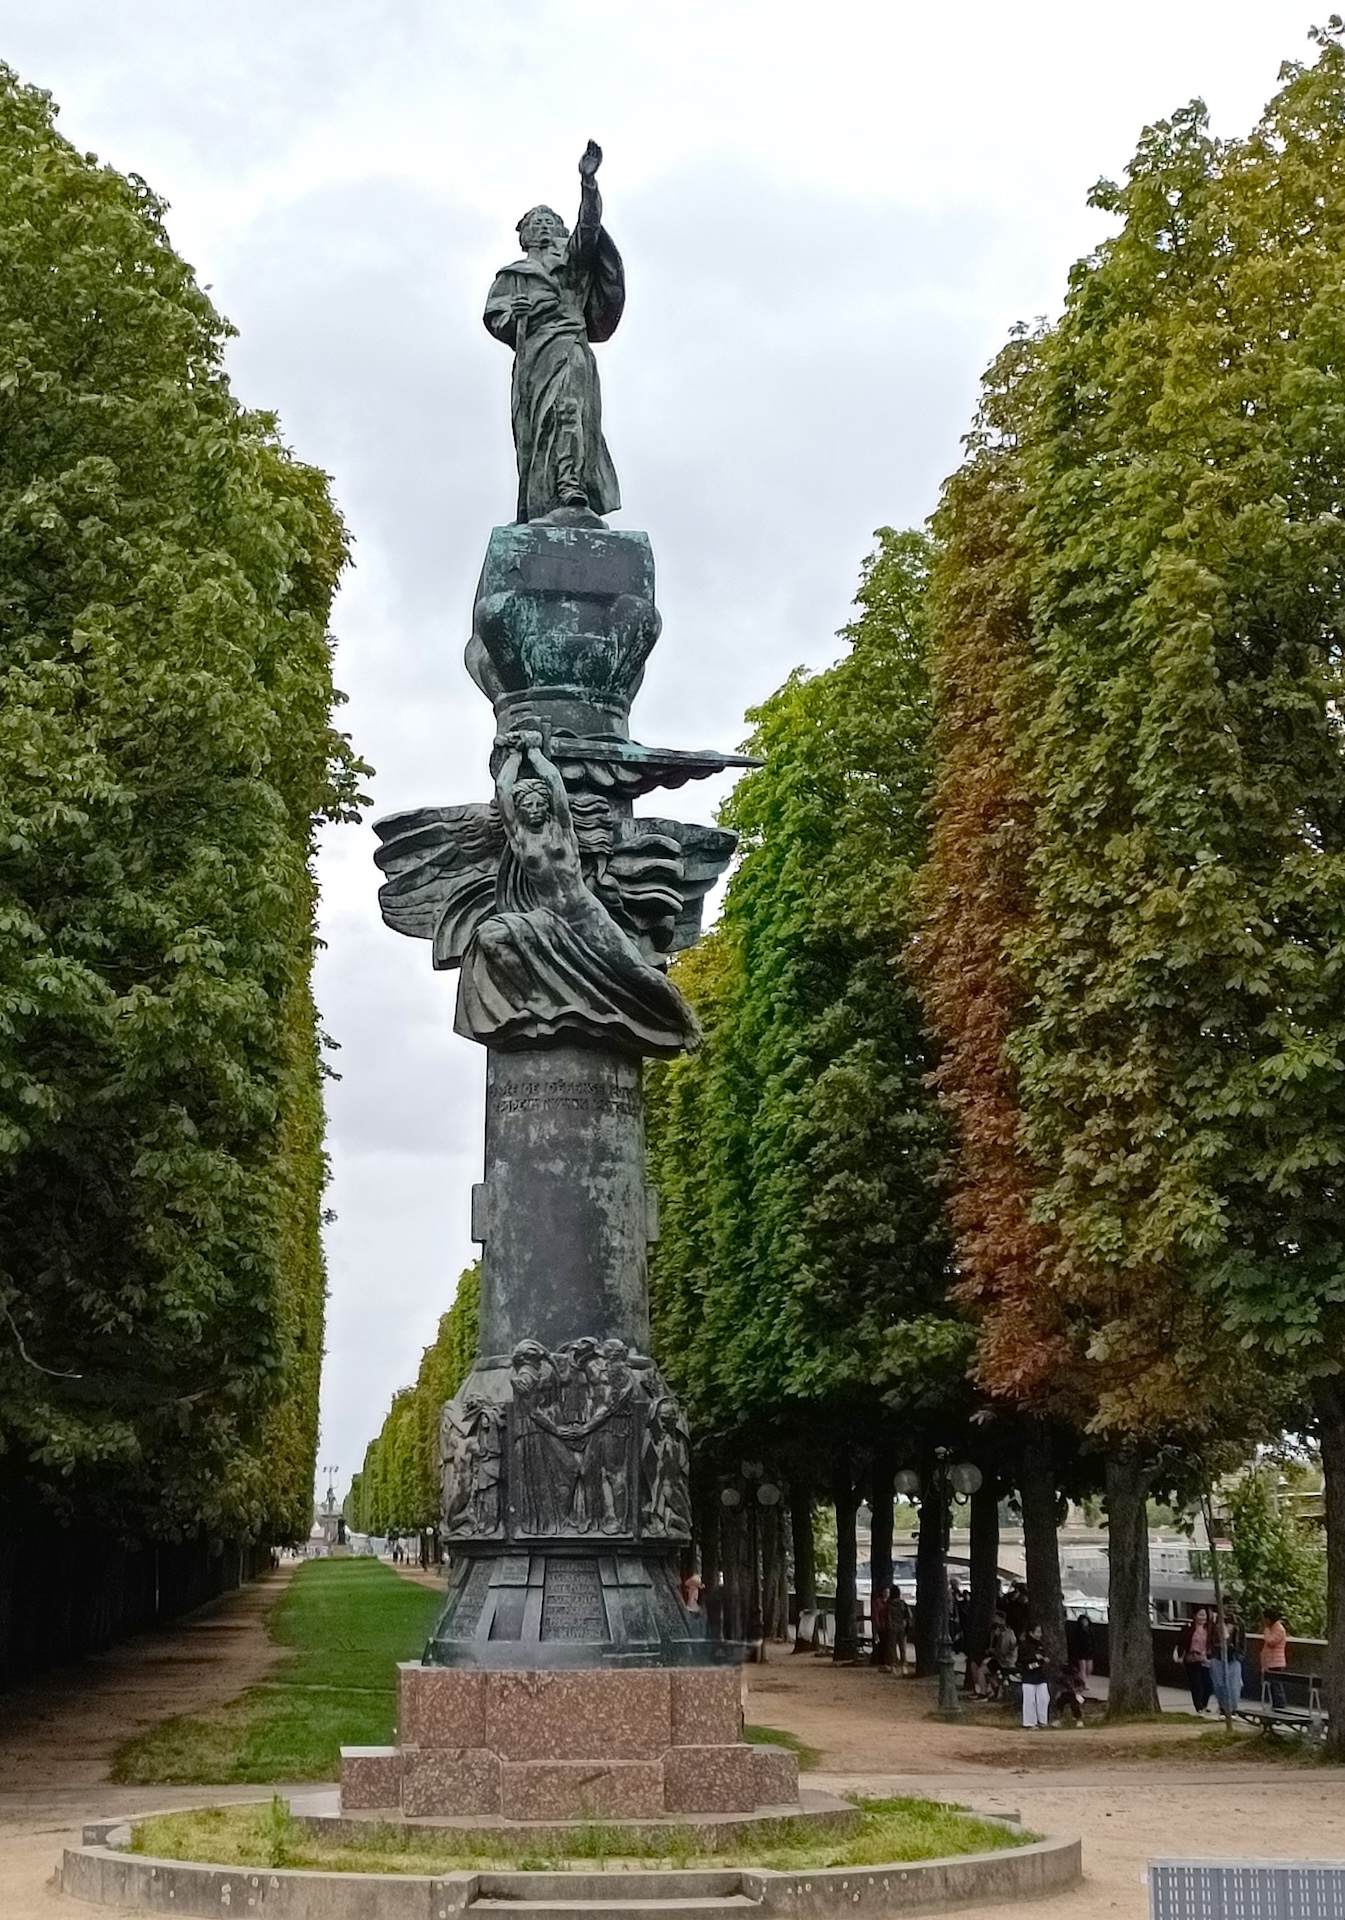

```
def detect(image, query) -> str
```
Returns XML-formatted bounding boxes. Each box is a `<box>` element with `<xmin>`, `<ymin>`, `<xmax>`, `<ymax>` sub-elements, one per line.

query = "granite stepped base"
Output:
<box><xmin>340</xmin><ymin>1664</ymin><xmax>799</xmax><ymax>1821</ymax></box>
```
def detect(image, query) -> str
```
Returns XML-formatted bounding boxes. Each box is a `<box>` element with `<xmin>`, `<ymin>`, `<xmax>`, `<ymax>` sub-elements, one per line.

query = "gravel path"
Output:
<box><xmin>1</xmin><ymin>1595</ymin><xmax>1339</xmax><ymax>1919</ymax></box>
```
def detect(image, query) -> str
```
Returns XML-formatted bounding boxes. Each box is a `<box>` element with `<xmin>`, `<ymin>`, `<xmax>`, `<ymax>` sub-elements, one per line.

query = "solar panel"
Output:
<box><xmin>1150</xmin><ymin>1861</ymin><xmax>1345</xmax><ymax>1919</ymax></box>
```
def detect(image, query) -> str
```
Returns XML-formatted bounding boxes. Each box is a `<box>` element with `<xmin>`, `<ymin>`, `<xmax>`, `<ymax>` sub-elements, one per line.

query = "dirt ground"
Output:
<box><xmin>1</xmin><ymin>1574</ymin><xmax>1342</xmax><ymax>1919</ymax></box>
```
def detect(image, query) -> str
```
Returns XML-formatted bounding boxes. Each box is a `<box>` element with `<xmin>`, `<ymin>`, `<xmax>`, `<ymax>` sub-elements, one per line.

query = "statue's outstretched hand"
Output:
<box><xmin>579</xmin><ymin>140</ymin><xmax>602</xmax><ymax>179</ymax></box>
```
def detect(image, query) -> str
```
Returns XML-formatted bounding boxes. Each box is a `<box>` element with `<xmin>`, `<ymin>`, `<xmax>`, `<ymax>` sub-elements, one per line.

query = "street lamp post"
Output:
<box><xmin>720</xmin><ymin>1463</ymin><xmax>783</xmax><ymax>1653</ymax></box>
<box><xmin>901</xmin><ymin>1451</ymin><xmax>983</xmax><ymax>1720</ymax></box>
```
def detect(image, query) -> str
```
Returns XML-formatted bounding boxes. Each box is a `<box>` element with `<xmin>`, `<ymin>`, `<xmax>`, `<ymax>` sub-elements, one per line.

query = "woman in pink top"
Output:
<box><xmin>1260</xmin><ymin>1609</ymin><xmax>1289</xmax><ymax>1710</ymax></box>
<box><xmin>1176</xmin><ymin>1607</ymin><xmax>1214</xmax><ymax>1713</ymax></box>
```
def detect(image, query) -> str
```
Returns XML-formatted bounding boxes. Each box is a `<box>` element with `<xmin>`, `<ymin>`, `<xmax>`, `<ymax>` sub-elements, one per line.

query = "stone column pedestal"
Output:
<box><xmin>340</xmin><ymin>1664</ymin><xmax>800</xmax><ymax>1821</ymax></box>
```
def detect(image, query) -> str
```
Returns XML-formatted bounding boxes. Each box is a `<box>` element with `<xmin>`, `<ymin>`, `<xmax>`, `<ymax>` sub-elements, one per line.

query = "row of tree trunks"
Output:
<box><xmin>761</xmin><ymin>1502</ymin><xmax>790</xmax><ymax>1640</ymax></box>
<box><xmin>869</xmin><ymin>1449</ymin><xmax>895</xmax><ymax>1667</ymax></box>
<box><xmin>1313</xmin><ymin>1377</ymin><xmax>1345</xmax><ymax>1760</ymax></box>
<box><xmin>1104</xmin><ymin>1443</ymin><xmax>1157</xmax><ymax>1715</ymax></box>
<box><xmin>832</xmin><ymin>1450</ymin><xmax>861</xmax><ymax>1662</ymax></box>
<box><xmin>914</xmin><ymin>1464</ymin><xmax>942</xmax><ymax>1676</ymax></box>
<box><xmin>791</xmin><ymin>1490</ymin><xmax>816</xmax><ymax>1611</ymax></box>
<box><xmin>965</xmin><ymin>1474</ymin><xmax>999</xmax><ymax>1686</ymax></box>
<box><xmin>1020</xmin><ymin>1428</ymin><xmax>1068</xmax><ymax>1669</ymax></box>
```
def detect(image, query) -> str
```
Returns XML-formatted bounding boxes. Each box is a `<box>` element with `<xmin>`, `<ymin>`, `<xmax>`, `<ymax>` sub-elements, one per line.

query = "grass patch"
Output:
<box><xmin>744</xmin><ymin>1723</ymin><xmax>821</xmax><ymax>1771</ymax></box>
<box><xmin>130</xmin><ymin>1795</ymin><xmax>1036</xmax><ymax>1874</ymax></box>
<box><xmin>1126</xmin><ymin>1725</ymin><xmax>1329</xmax><ymax>1765</ymax></box>
<box><xmin>111</xmin><ymin>1561</ymin><xmax>443</xmax><ymax>1785</ymax></box>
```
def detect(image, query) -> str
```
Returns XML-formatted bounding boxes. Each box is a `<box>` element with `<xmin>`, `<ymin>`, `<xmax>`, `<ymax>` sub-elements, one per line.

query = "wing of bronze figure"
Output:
<box><xmin>625</xmin><ymin>818</ymin><xmax>738</xmax><ymax>955</ymax></box>
<box><xmin>373</xmin><ymin>805</ymin><xmax>505</xmax><ymax>969</ymax></box>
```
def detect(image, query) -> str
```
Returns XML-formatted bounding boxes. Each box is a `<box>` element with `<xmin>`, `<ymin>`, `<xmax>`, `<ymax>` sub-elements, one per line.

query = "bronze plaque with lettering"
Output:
<box><xmin>540</xmin><ymin>1559</ymin><xmax>608</xmax><ymax>1641</ymax></box>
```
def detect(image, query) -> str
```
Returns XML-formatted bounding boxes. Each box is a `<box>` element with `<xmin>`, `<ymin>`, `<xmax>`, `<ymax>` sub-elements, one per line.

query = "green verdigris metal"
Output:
<box><xmin>371</xmin><ymin>153</ymin><xmax>752</xmax><ymax>1668</ymax></box>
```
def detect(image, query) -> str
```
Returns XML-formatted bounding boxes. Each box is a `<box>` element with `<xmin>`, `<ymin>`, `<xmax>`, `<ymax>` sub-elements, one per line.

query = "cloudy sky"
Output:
<box><xmin>1</xmin><ymin>1</ymin><xmax>1323</xmax><ymax>1495</ymax></box>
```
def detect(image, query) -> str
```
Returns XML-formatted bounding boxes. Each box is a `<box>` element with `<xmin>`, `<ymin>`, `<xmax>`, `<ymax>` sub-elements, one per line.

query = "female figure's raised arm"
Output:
<box><xmin>494</xmin><ymin>745</ymin><xmax>525</xmax><ymax>835</ymax></box>
<box><xmin>523</xmin><ymin>739</ymin><xmax>573</xmax><ymax>836</ymax></box>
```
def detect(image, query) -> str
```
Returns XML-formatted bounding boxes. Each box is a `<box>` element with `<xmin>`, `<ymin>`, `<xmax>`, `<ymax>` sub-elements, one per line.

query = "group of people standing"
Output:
<box><xmin>862</xmin><ymin>1579</ymin><xmax>1291</xmax><ymax>1728</ymax></box>
<box><xmin>1176</xmin><ymin>1603</ymin><xmax>1289</xmax><ymax>1713</ymax></box>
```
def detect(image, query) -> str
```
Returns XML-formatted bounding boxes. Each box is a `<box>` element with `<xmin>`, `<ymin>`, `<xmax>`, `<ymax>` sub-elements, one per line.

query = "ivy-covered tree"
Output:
<box><xmin>0</xmin><ymin>67</ymin><xmax>365</xmax><ymax>1552</ymax></box>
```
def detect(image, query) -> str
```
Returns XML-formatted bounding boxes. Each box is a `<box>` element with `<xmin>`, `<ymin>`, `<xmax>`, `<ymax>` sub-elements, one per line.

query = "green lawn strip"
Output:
<box><xmin>111</xmin><ymin>1562</ymin><xmax>443</xmax><ymax>1785</ymax></box>
<box><xmin>130</xmin><ymin>1797</ymin><xmax>1036</xmax><ymax>1874</ymax></box>
<box><xmin>743</xmin><ymin>1723</ymin><xmax>821</xmax><ymax>1771</ymax></box>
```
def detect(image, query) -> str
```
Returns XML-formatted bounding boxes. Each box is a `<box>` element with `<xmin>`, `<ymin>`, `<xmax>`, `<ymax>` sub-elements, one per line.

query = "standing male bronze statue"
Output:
<box><xmin>484</xmin><ymin>140</ymin><xmax>624</xmax><ymax>523</ymax></box>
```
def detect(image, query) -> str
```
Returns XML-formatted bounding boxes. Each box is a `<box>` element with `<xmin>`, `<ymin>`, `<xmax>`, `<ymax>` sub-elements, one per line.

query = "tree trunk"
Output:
<box><xmin>762</xmin><ymin>1502</ymin><xmax>789</xmax><ymax>1640</ymax></box>
<box><xmin>833</xmin><ymin>1456</ymin><xmax>861</xmax><ymax>1663</ymax></box>
<box><xmin>914</xmin><ymin>1465</ymin><xmax>943</xmax><ymax>1677</ymax></box>
<box><xmin>790</xmin><ymin>1489</ymin><xmax>816</xmax><ymax>1611</ymax></box>
<box><xmin>966</xmin><ymin>1476</ymin><xmax>999</xmax><ymax>1688</ymax></box>
<box><xmin>701</xmin><ymin>1495</ymin><xmax>721</xmax><ymax>1601</ymax></box>
<box><xmin>1104</xmin><ymin>1443</ymin><xmax>1157</xmax><ymax>1718</ymax></box>
<box><xmin>1313</xmin><ymin>1375</ymin><xmax>1345</xmax><ymax>1759</ymax></box>
<box><xmin>1020</xmin><ymin>1429</ymin><xmax>1068</xmax><ymax>1671</ymax></box>
<box><xmin>869</xmin><ymin>1447</ymin><xmax>896</xmax><ymax>1667</ymax></box>
<box><xmin>721</xmin><ymin>1503</ymin><xmax>745</xmax><ymax>1644</ymax></box>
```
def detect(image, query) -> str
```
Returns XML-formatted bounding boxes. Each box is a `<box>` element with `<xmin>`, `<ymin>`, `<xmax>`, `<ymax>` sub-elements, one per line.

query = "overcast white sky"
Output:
<box><xmin>0</xmin><ymin>1</ymin><xmax>1323</xmax><ymax>1496</ymax></box>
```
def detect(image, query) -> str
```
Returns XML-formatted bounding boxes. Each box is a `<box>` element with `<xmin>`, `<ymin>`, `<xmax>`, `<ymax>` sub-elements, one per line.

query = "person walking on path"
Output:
<box><xmin>1020</xmin><ymin>1627</ymin><xmax>1051</xmax><ymax>1729</ymax></box>
<box><xmin>1066</xmin><ymin>1610</ymin><xmax>1096</xmax><ymax>1686</ymax></box>
<box><xmin>1208</xmin><ymin>1605</ymin><xmax>1244</xmax><ymax>1716</ymax></box>
<box><xmin>985</xmin><ymin>1611</ymin><xmax>1017</xmax><ymax>1699</ymax></box>
<box><xmin>1260</xmin><ymin>1608</ymin><xmax>1289</xmax><ymax>1710</ymax></box>
<box><xmin>1052</xmin><ymin>1655</ymin><xmax>1087</xmax><ymax>1727</ymax></box>
<box><xmin>1177</xmin><ymin>1606</ymin><xmax>1215</xmax><ymax>1713</ymax></box>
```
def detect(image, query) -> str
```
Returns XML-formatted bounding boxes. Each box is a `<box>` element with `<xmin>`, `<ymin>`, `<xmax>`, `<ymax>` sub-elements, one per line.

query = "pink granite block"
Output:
<box><xmin>750</xmin><ymin>1742</ymin><xmax>800</xmax><ymax>1808</ymax></box>
<box><xmin>401</xmin><ymin>1747</ymin><xmax>502</xmax><ymax>1818</ymax></box>
<box><xmin>669</xmin><ymin>1667</ymin><xmax>743</xmax><ymax>1748</ymax></box>
<box><xmin>500</xmin><ymin>1759</ymin><xmax>666</xmax><ymax>1822</ymax></box>
<box><xmin>662</xmin><ymin>1743</ymin><xmax>758</xmax><ymax>1815</ymax></box>
<box><xmin>339</xmin><ymin>1746</ymin><xmax>402</xmax><ymax>1811</ymax></box>
<box><xmin>398</xmin><ymin>1664</ymin><xmax>486</xmax><ymax>1750</ymax></box>
<box><xmin>484</xmin><ymin>1669</ymin><xmax>671</xmax><ymax>1762</ymax></box>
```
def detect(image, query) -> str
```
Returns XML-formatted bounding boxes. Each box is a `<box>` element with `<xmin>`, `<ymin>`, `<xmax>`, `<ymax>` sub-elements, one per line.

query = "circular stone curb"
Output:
<box><xmin>61</xmin><ymin>1817</ymin><xmax>1082</xmax><ymax>1918</ymax></box>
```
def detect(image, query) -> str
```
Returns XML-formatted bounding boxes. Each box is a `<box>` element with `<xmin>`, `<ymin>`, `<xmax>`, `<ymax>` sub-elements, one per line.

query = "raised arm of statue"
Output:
<box><xmin>571</xmin><ymin>140</ymin><xmax>603</xmax><ymax>267</ymax></box>
<box><xmin>493</xmin><ymin>743</ymin><xmax>526</xmax><ymax>834</ymax></box>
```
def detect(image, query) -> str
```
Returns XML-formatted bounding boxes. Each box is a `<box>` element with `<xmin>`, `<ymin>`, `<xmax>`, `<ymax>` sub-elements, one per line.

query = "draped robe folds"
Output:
<box><xmin>455</xmin><ymin>841</ymin><xmax>699</xmax><ymax>1058</ymax></box>
<box><xmin>484</xmin><ymin>186</ymin><xmax>624</xmax><ymax>523</ymax></box>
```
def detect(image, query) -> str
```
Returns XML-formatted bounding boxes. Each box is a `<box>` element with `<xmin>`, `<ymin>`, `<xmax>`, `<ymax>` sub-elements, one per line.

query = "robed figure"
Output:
<box><xmin>454</xmin><ymin>729</ymin><xmax>699</xmax><ymax>1057</ymax></box>
<box><xmin>484</xmin><ymin>141</ymin><xmax>624</xmax><ymax>522</ymax></box>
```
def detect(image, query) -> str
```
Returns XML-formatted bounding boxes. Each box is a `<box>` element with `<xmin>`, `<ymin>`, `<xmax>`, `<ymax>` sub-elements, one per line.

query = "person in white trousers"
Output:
<box><xmin>1020</xmin><ymin>1627</ymin><xmax>1051</xmax><ymax>1728</ymax></box>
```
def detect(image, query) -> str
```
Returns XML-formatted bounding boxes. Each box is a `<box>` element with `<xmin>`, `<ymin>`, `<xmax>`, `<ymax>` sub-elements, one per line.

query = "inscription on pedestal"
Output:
<box><xmin>496</xmin><ymin>1075</ymin><xmax>643</xmax><ymax>1122</ymax></box>
<box><xmin>541</xmin><ymin>1560</ymin><xmax>608</xmax><ymax>1640</ymax></box>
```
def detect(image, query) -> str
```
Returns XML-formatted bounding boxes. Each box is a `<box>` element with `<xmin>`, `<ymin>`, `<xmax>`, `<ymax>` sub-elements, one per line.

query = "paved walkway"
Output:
<box><xmin>0</xmin><ymin>1579</ymin><xmax>1336</xmax><ymax>1919</ymax></box>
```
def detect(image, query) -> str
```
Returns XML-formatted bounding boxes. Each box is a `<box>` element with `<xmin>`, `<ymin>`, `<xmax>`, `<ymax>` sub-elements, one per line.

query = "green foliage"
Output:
<box><xmin>1225</xmin><ymin>1470</ymin><xmax>1327</xmax><ymax>1637</ymax></box>
<box><xmin>646</xmin><ymin>530</ymin><xmax>957</xmax><ymax>1457</ymax></box>
<box><xmin>111</xmin><ymin>1559</ymin><xmax>441</xmax><ymax>1783</ymax></box>
<box><xmin>0</xmin><ymin>67</ymin><xmax>366</xmax><ymax>1544</ymax></box>
<box><xmin>1004</xmin><ymin>32</ymin><xmax>1345</xmax><ymax>1434</ymax></box>
<box><xmin>346</xmin><ymin>1264</ymin><xmax>480</xmax><ymax>1536</ymax></box>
